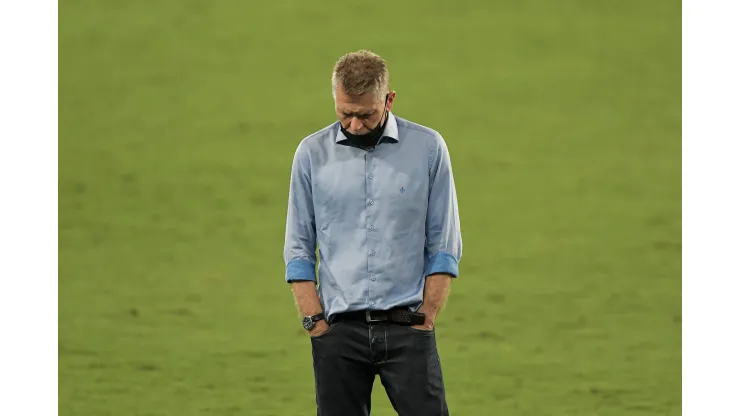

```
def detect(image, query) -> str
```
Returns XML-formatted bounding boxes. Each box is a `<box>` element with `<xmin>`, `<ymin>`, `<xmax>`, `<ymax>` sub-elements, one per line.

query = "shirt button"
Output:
<box><xmin>371</xmin><ymin>277</ymin><xmax>377</xmax><ymax>281</ymax></box>
<box><xmin>368</xmin><ymin>175</ymin><xmax>373</xmax><ymax>179</ymax></box>
<box><xmin>369</xmin><ymin>251</ymin><xmax>375</xmax><ymax>256</ymax></box>
<box><xmin>370</xmin><ymin>301</ymin><xmax>375</xmax><ymax>306</ymax></box>
<box><xmin>369</xmin><ymin>225</ymin><xmax>375</xmax><ymax>230</ymax></box>
<box><xmin>369</xmin><ymin>200</ymin><xmax>374</xmax><ymax>205</ymax></box>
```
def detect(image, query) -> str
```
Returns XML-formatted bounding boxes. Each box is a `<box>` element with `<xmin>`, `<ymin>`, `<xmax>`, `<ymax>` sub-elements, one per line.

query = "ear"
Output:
<box><xmin>386</xmin><ymin>91</ymin><xmax>397</xmax><ymax>112</ymax></box>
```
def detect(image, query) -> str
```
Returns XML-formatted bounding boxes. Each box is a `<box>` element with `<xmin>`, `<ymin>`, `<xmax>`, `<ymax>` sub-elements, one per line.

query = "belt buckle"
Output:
<box><xmin>365</xmin><ymin>310</ymin><xmax>383</xmax><ymax>323</ymax></box>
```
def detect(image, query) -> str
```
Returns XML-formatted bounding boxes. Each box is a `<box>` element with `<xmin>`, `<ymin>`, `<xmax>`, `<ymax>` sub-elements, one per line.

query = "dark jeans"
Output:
<box><xmin>310</xmin><ymin>319</ymin><xmax>449</xmax><ymax>416</ymax></box>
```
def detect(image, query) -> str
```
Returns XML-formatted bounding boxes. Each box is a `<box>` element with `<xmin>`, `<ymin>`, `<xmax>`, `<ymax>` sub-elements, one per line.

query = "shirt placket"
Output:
<box><xmin>365</xmin><ymin>149</ymin><xmax>378</xmax><ymax>308</ymax></box>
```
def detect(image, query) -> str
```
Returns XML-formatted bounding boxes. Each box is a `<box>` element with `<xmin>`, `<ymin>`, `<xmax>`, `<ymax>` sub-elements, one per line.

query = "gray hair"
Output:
<box><xmin>331</xmin><ymin>50</ymin><xmax>389</xmax><ymax>101</ymax></box>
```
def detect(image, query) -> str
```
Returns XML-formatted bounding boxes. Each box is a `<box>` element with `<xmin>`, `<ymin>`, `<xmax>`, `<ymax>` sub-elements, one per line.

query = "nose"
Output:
<box><xmin>349</xmin><ymin>117</ymin><xmax>365</xmax><ymax>133</ymax></box>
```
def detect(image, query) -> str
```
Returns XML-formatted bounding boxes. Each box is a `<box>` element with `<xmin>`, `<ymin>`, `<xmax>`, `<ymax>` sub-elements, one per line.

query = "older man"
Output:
<box><xmin>283</xmin><ymin>50</ymin><xmax>462</xmax><ymax>416</ymax></box>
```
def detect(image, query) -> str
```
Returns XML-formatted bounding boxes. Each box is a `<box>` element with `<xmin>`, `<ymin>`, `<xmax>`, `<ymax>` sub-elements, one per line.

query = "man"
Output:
<box><xmin>283</xmin><ymin>50</ymin><xmax>462</xmax><ymax>416</ymax></box>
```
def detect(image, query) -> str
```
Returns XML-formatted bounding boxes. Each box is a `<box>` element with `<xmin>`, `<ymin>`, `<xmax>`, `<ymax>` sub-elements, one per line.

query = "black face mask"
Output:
<box><xmin>339</xmin><ymin>94</ymin><xmax>389</xmax><ymax>149</ymax></box>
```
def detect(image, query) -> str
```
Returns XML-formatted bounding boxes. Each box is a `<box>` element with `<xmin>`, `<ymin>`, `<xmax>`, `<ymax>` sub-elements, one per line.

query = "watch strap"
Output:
<box><xmin>309</xmin><ymin>312</ymin><xmax>325</xmax><ymax>322</ymax></box>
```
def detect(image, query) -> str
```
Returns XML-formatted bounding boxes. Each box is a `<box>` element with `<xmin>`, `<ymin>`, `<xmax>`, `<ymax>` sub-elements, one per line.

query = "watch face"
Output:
<box><xmin>302</xmin><ymin>316</ymin><xmax>314</xmax><ymax>330</ymax></box>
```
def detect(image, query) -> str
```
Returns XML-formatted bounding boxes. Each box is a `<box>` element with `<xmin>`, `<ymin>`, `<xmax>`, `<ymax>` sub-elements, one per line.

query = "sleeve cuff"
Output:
<box><xmin>286</xmin><ymin>259</ymin><xmax>317</xmax><ymax>282</ymax></box>
<box><xmin>425</xmin><ymin>252</ymin><xmax>459</xmax><ymax>278</ymax></box>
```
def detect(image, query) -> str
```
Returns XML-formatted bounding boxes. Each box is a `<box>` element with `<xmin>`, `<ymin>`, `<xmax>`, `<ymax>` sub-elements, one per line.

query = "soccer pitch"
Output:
<box><xmin>59</xmin><ymin>0</ymin><xmax>681</xmax><ymax>414</ymax></box>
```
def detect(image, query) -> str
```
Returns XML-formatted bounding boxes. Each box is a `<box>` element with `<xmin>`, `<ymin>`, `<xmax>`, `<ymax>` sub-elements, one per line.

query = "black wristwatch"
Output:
<box><xmin>302</xmin><ymin>313</ymin><xmax>325</xmax><ymax>331</ymax></box>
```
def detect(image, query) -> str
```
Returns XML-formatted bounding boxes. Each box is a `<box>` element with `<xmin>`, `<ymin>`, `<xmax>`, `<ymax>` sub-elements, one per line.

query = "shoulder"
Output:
<box><xmin>292</xmin><ymin>121</ymin><xmax>340</xmax><ymax>157</ymax></box>
<box><xmin>394</xmin><ymin>115</ymin><xmax>451</xmax><ymax>162</ymax></box>
<box><xmin>394</xmin><ymin>115</ymin><xmax>452</xmax><ymax>169</ymax></box>
<box><xmin>395</xmin><ymin>115</ymin><xmax>446</xmax><ymax>145</ymax></box>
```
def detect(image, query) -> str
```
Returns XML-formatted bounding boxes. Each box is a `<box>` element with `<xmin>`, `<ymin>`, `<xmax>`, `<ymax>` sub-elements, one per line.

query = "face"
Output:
<box><xmin>335</xmin><ymin>85</ymin><xmax>396</xmax><ymax>134</ymax></box>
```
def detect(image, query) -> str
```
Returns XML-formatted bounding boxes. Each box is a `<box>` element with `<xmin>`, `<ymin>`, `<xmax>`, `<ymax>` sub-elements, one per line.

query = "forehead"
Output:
<box><xmin>335</xmin><ymin>87</ymin><xmax>381</xmax><ymax>111</ymax></box>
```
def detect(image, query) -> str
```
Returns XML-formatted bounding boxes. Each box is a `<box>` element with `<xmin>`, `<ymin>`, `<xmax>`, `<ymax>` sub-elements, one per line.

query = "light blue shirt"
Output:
<box><xmin>283</xmin><ymin>112</ymin><xmax>462</xmax><ymax>321</ymax></box>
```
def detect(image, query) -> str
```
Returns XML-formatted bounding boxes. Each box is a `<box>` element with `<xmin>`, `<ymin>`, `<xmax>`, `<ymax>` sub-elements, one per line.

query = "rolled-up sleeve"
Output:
<box><xmin>283</xmin><ymin>140</ymin><xmax>317</xmax><ymax>282</ymax></box>
<box><xmin>424</xmin><ymin>135</ymin><xmax>463</xmax><ymax>277</ymax></box>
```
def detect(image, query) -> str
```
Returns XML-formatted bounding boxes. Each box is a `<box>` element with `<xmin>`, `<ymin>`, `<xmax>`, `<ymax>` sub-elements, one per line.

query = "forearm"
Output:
<box><xmin>421</xmin><ymin>136</ymin><xmax>461</xmax><ymax>326</ymax></box>
<box><xmin>418</xmin><ymin>273</ymin><xmax>452</xmax><ymax>324</ymax></box>
<box><xmin>290</xmin><ymin>281</ymin><xmax>323</xmax><ymax>316</ymax></box>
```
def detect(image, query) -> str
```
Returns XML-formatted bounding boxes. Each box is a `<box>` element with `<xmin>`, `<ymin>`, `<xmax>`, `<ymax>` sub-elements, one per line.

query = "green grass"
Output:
<box><xmin>59</xmin><ymin>0</ymin><xmax>681</xmax><ymax>414</ymax></box>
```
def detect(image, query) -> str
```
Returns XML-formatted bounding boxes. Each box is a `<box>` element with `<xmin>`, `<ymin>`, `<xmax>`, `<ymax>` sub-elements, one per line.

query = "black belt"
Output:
<box><xmin>332</xmin><ymin>308</ymin><xmax>426</xmax><ymax>326</ymax></box>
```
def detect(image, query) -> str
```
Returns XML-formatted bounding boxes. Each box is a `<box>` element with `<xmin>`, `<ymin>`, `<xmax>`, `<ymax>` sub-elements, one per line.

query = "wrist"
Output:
<box><xmin>418</xmin><ymin>305</ymin><xmax>437</xmax><ymax>319</ymax></box>
<box><xmin>302</xmin><ymin>312</ymin><xmax>325</xmax><ymax>331</ymax></box>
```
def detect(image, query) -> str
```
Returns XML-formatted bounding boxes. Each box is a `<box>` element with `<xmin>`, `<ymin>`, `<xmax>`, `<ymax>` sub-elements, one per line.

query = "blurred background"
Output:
<box><xmin>59</xmin><ymin>0</ymin><xmax>681</xmax><ymax>414</ymax></box>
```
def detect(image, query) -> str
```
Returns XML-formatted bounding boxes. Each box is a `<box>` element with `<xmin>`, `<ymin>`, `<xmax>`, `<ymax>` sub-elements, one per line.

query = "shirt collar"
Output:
<box><xmin>335</xmin><ymin>112</ymin><xmax>399</xmax><ymax>144</ymax></box>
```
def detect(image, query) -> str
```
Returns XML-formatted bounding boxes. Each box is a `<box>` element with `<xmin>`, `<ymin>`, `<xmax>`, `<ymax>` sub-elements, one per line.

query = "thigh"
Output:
<box><xmin>377</xmin><ymin>324</ymin><xmax>449</xmax><ymax>416</ymax></box>
<box><xmin>311</xmin><ymin>321</ymin><xmax>376</xmax><ymax>416</ymax></box>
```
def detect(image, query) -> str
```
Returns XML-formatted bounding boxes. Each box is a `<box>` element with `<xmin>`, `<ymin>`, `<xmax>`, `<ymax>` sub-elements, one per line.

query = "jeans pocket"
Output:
<box><xmin>310</xmin><ymin>322</ymin><xmax>338</xmax><ymax>340</ymax></box>
<box><xmin>405</xmin><ymin>325</ymin><xmax>435</xmax><ymax>335</ymax></box>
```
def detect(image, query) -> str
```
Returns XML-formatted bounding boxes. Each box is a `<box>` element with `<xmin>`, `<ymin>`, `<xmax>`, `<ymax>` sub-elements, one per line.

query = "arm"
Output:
<box><xmin>283</xmin><ymin>141</ymin><xmax>328</xmax><ymax>335</ymax></box>
<box><xmin>416</xmin><ymin>273</ymin><xmax>452</xmax><ymax>329</ymax></box>
<box><xmin>417</xmin><ymin>135</ymin><xmax>462</xmax><ymax>329</ymax></box>
<box><xmin>290</xmin><ymin>281</ymin><xmax>323</xmax><ymax>318</ymax></box>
